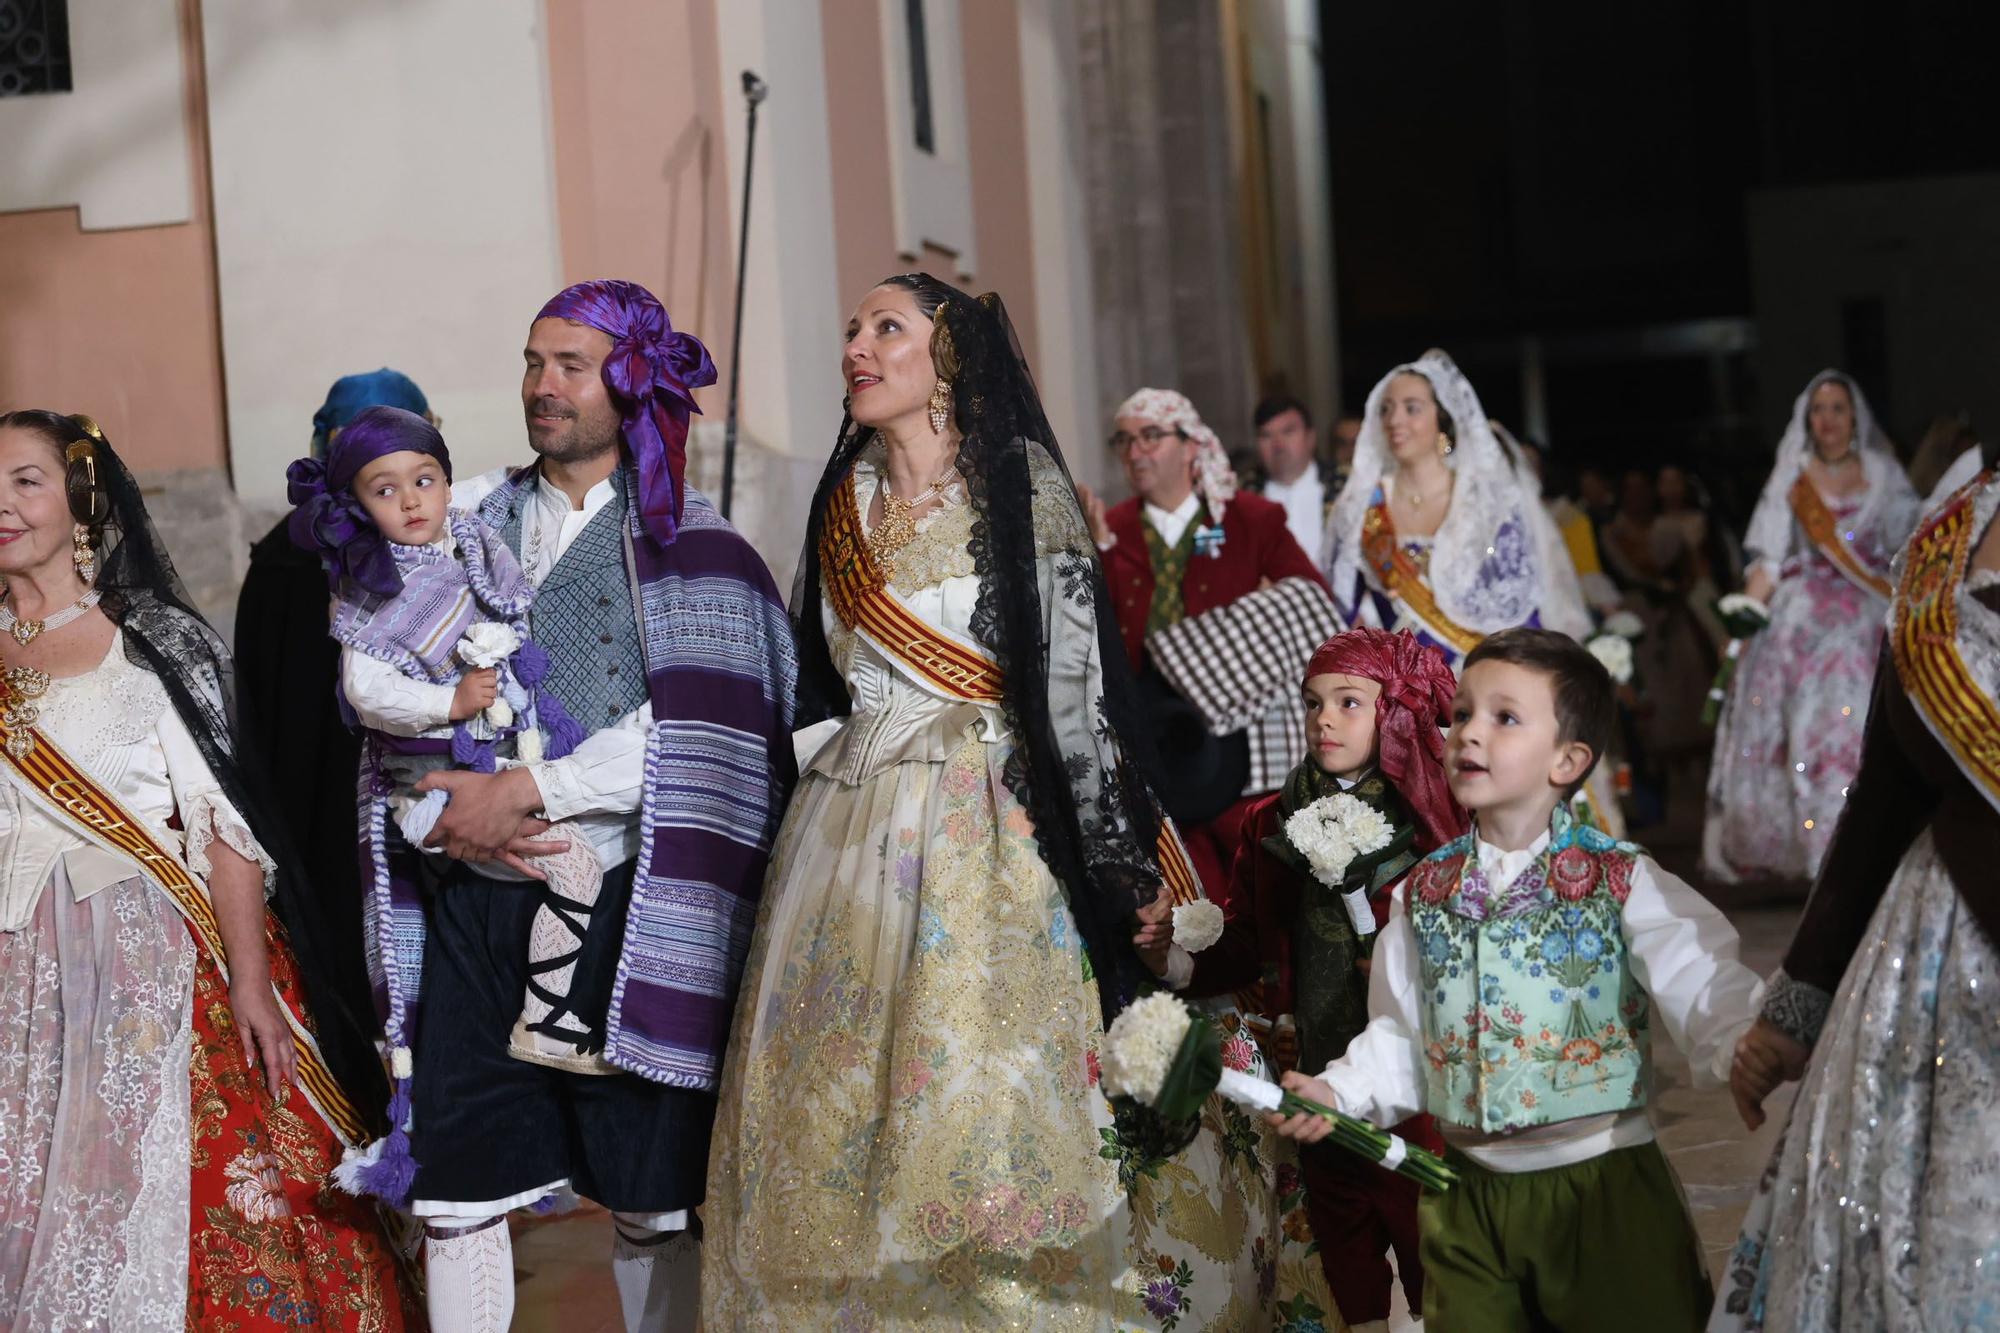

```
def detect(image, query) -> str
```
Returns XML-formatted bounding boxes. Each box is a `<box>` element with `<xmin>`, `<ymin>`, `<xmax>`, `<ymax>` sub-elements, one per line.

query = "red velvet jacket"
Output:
<box><xmin>1100</xmin><ymin>490</ymin><xmax>1327</xmax><ymax>669</ymax></box>
<box><xmin>1187</xmin><ymin>793</ymin><xmax>1406</xmax><ymax>1014</ymax></box>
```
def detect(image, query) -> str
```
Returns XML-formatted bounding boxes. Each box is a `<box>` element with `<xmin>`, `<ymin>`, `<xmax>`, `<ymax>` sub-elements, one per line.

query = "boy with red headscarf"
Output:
<box><xmin>1144</xmin><ymin>626</ymin><xmax>1461</xmax><ymax>1331</ymax></box>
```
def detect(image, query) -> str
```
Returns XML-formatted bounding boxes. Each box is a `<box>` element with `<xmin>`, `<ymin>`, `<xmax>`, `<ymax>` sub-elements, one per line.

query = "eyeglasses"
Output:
<box><xmin>1108</xmin><ymin>426</ymin><xmax>1180</xmax><ymax>455</ymax></box>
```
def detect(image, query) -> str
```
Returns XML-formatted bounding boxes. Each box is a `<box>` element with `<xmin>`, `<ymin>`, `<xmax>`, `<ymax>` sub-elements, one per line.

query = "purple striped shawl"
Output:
<box><xmin>330</xmin><ymin>511</ymin><xmax>534</xmax><ymax>679</ymax></box>
<box><xmin>479</xmin><ymin>461</ymin><xmax>798</xmax><ymax>1088</ymax></box>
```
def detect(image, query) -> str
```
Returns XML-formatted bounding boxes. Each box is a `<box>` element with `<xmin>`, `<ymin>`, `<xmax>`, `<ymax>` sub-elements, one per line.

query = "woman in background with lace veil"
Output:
<box><xmin>0</xmin><ymin>411</ymin><xmax>416</xmax><ymax>1329</ymax></box>
<box><xmin>1702</xmin><ymin>371</ymin><xmax>1919</xmax><ymax>885</ymax></box>
<box><xmin>1321</xmin><ymin>350</ymin><xmax>1616</xmax><ymax>829</ymax></box>
<box><xmin>701</xmin><ymin>277</ymin><xmax>1340</xmax><ymax>1330</ymax></box>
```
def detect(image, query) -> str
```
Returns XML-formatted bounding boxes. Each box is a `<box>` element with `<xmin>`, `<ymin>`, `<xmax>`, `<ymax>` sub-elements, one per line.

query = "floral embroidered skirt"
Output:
<box><xmin>702</xmin><ymin>725</ymin><xmax>1341</xmax><ymax>1331</ymax></box>
<box><xmin>1710</xmin><ymin>831</ymin><xmax>2000</xmax><ymax>1331</ymax></box>
<box><xmin>0</xmin><ymin>866</ymin><xmax>418</xmax><ymax>1331</ymax></box>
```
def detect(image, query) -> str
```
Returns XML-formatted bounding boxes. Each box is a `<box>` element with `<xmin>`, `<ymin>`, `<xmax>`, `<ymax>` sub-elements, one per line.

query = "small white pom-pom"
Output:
<box><xmin>390</xmin><ymin>1046</ymin><xmax>413</xmax><ymax>1079</ymax></box>
<box><xmin>1171</xmin><ymin>900</ymin><xmax>1226</xmax><ymax>953</ymax></box>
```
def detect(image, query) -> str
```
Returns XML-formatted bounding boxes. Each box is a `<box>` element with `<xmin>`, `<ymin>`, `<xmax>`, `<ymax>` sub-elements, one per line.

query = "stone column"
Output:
<box><xmin>1076</xmin><ymin>0</ymin><xmax>1255</xmax><ymax>449</ymax></box>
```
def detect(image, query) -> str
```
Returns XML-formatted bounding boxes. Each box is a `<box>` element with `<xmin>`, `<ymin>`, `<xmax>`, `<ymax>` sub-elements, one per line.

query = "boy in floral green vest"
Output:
<box><xmin>1270</xmin><ymin>628</ymin><xmax>1761</xmax><ymax>1331</ymax></box>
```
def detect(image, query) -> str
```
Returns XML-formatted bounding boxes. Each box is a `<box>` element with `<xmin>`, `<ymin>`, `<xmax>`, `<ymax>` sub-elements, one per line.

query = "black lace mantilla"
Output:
<box><xmin>791</xmin><ymin>277</ymin><xmax>1170</xmax><ymax>1024</ymax></box>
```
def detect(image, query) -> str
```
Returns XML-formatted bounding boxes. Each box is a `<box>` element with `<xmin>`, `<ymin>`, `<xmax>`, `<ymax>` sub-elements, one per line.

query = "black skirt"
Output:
<box><xmin>407</xmin><ymin>856</ymin><xmax>717</xmax><ymax>1214</ymax></box>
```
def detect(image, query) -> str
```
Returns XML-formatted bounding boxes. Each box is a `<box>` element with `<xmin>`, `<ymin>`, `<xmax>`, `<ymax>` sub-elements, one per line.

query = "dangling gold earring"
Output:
<box><xmin>73</xmin><ymin>524</ymin><xmax>96</xmax><ymax>585</ymax></box>
<box><xmin>928</xmin><ymin>379</ymin><xmax>953</xmax><ymax>435</ymax></box>
<box><xmin>1437</xmin><ymin>432</ymin><xmax>1454</xmax><ymax>458</ymax></box>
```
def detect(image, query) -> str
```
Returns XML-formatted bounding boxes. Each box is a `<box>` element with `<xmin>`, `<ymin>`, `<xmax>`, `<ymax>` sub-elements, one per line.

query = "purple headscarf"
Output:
<box><xmin>534</xmin><ymin>280</ymin><xmax>717</xmax><ymax>548</ymax></box>
<box><xmin>287</xmin><ymin>405</ymin><xmax>452</xmax><ymax>598</ymax></box>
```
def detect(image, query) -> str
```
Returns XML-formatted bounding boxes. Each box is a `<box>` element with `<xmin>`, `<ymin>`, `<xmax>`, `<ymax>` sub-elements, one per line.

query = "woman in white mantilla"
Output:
<box><xmin>1702</xmin><ymin>370</ymin><xmax>1919</xmax><ymax>884</ymax></box>
<box><xmin>701</xmin><ymin>276</ymin><xmax>1340</xmax><ymax>1331</ymax></box>
<box><xmin>1322</xmin><ymin>350</ymin><xmax>1613</xmax><ymax>829</ymax></box>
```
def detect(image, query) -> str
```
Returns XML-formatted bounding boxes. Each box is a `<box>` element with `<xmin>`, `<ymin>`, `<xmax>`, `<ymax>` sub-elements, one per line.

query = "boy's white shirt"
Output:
<box><xmin>1317</xmin><ymin>823</ymin><xmax>1763</xmax><ymax>1173</ymax></box>
<box><xmin>342</xmin><ymin>466</ymin><xmax>653</xmax><ymax>876</ymax></box>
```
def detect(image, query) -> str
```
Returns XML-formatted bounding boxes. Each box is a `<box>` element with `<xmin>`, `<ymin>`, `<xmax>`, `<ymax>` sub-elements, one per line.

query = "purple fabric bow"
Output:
<box><xmin>535</xmin><ymin>280</ymin><xmax>717</xmax><ymax>548</ymax></box>
<box><xmin>287</xmin><ymin>406</ymin><xmax>451</xmax><ymax>598</ymax></box>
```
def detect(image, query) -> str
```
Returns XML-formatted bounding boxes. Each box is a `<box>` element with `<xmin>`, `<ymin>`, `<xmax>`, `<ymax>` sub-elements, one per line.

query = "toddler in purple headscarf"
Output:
<box><xmin>288</xmin><ymin>406</ymin><xmax>614</xmax><ymax>1077</ymax></box>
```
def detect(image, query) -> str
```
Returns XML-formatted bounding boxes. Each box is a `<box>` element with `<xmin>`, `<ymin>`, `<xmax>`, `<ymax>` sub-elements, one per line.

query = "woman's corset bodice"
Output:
<box><xmin>809</xmin><ymin>487</ymin><xmax>1010</xmax><ymax>784</ymax></box>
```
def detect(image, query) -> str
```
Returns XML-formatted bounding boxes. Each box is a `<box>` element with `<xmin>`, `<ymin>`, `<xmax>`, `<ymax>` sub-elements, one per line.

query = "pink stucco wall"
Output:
<box><xmin>0</xmin><ymin>0</ymin><xmax>227</xmax><ymax>473</ymax></box>
<box><xmin>543</xmin><ymin>0</ymin><xmax>732</xmax><ymax>365</ymax></box>
<box><xmin>818</xmin><ymin>0</ymin><xmax>1040</xmax><ymax>356</ymax></box>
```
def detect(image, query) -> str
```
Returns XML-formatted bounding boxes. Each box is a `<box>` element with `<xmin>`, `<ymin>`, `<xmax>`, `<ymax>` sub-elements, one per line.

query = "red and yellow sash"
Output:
<box><xmin>0</xmin><ymin>718</ymin><xmax>368</xmax><ymax>1145</ymax></box>
<box><xmin>1361</xmin><ymin>496</ymin><xmax>1483</xmax><ymax>655</ymax></box>
<box><xmin>821</xmin><ymin>477</ymin><xmax>1004</xmax><ymax>702</ymax></box>
<box><xmin>1888</xmin><ymin>476</ymin><xmax>2000</xmax><ymax>813</ymax></box>
<box><xmin>1790</xmin><ymin>473</ymin><xmax>1892</xmax><ymax>599</ymax></box>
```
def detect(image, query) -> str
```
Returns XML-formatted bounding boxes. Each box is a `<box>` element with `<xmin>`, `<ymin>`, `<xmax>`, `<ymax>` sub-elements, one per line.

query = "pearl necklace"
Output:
<box><xmin>0</xmin><ymin>588</ymin><xmax>102</xmax><ymax>646</ymax></box>
<box><xmin>868</xmin><ymin>464</ymin><xmax>962</xmax><ymax>563</ymax></box>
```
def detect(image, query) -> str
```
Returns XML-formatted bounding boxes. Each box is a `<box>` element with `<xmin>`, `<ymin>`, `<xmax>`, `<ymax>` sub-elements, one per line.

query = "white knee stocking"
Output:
<box><xmin>423</xmin><ymin>1215</ymin><xmax>515</xmax><ymax>1333</ymax></box>
<box><xmin>610</xmin><ymin>1212</ymin><xmax>699</xmax><ymax>1333</ymax></box>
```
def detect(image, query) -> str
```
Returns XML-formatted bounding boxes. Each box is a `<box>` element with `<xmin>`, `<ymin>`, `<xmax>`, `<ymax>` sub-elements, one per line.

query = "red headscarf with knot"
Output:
<box><xmin>1305</xmin><ymin>627</ymin><xmax>1467</xmax><ymax>852</ymax></box>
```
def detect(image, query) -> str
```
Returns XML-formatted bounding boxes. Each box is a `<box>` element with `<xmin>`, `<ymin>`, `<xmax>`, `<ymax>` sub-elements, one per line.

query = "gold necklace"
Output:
<box><xmin>867</xmin><ymin>464</ymin><xmax>961</xmax><ymax>563</ymax></box>
<box><xmin>0</xmin><ymin>664</ymin><xmax>51</xmax><ymax>759</ymax></box>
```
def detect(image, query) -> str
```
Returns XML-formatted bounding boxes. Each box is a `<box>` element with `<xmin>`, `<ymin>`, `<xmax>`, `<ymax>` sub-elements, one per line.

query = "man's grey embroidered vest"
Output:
<box><xmin>495</xmin><ymin>475</ymin><xmax>649</xmax><ymax>730</ymax></box>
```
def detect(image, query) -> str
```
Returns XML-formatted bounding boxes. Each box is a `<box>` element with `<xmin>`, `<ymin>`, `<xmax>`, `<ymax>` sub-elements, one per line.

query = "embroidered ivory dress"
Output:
<box><xmin>702</xmin><ymin>449</ymin><xmax>1341</xmax><ymax>1332</ymax></box>
<box><xmin>0</xmin><ymin>636</ymin><xmax>413</xmax><ymax>1330</ymax></box>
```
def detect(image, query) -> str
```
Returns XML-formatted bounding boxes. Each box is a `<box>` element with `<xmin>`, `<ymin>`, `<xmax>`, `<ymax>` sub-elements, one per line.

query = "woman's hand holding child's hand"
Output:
<box><xmin>1267</xmin><ymin>1070</ymin><xmax>1338</xmax><ymax>1144</ymax></box>
<box><xmin>450</xmin><ymin>667</ymin><xmax>499</xmax><ymax>721</ymax></box>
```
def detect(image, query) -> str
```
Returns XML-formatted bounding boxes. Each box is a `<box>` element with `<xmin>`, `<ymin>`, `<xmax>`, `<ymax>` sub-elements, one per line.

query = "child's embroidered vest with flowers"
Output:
<box><xmin>1405</xmin><ymin>803</ymin><xmax>1649</xmax><ymax>1134</ymax></box>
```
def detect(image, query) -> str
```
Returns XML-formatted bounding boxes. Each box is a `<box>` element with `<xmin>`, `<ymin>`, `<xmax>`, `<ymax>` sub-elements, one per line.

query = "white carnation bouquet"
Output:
<box><xmin>1101</xmin><ymin>994</ymin><xmax>1456</xmax><ymax>1192</ymax></box>
<box><xmin>1170</xmin><ymin>900</ymin><xmax>1225</xmax><ymax>953</ymax></box>
<box><xmin>1586</xmin><ymin>633</ymin><xmax>1635</xmax><ymax>685</ymax></box>
<box><xmin>1281</xmin><ymin>793</ymin><xmax>1395</xmax><ymax>936</ymax></box>
<box><xmin>1703</xmin><ymin>593</ymin><xmax>1773</xmax><ymax>726</ymax></box>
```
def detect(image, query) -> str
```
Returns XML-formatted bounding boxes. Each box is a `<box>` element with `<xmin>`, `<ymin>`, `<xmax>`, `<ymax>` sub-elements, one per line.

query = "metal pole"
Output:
<box><xmin>719</xmin><ymin>70</ymin><xmax>768</xmax><ymax>520</ymax></box>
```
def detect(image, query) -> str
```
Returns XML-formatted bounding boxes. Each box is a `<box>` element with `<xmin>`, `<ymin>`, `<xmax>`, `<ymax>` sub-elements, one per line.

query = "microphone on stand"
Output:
<box><xmin>720</xmin><ymin>70</ymin><xmax>767</xmax><ymax>520</ymax></box>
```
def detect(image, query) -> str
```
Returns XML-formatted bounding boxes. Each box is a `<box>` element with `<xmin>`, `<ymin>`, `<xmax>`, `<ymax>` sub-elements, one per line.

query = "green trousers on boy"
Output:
<box><xmin>1419</xmin><ymin>1141</ymin><xmax>1713</xmax><ymax>1331</ymax></box>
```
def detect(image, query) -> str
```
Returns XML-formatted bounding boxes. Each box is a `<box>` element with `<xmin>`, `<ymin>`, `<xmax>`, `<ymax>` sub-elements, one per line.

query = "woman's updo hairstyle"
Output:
<box><xmin>0</xmin><ymin>409</ymin><xmax>113</xmax><ymax>533</ymax></box>
<box><xmin>878</xmin><ymin>271</ymin><xmax>961</xmax><ymax>384</ymax></box>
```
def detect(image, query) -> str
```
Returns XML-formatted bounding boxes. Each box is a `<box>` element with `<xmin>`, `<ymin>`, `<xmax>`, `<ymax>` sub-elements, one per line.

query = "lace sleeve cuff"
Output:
<box><xmin>1759</xmin><ymin>969</ymin><xmax>1833</xmax><ymax>1049</ymax></box>
<box><xmin>182</xmin><ymin>790</ymin><xmax>278</xmax><ymax>899</ymax></box>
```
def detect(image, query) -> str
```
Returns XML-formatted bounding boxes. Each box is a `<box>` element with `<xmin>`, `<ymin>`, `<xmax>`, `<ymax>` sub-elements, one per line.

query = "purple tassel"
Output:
<box><xmin>450</xmin><ymin>723</ymin><xmax>498</xmax><ymax>773</ymax></box>
<box><xmin>349</xmin><ymin>1078</ymin><xmax>420</xmax><ymax>1206</ymax></box>
<box><xmin>538</xmin><ymin>688</ymin><xmax>587</xmax><ymax>760</ymax></box>
<box><xmin>513</xmin><ymin>637</ymin><xmax>550</xmax><ymax>687</ymax></box>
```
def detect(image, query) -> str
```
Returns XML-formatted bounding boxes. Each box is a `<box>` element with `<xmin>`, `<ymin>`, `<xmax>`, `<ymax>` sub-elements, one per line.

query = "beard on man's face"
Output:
<box><xmin>526</xmin><ymin>396</ymin><xmax>621</xmax><ymax>463</ymax></box>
